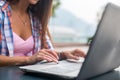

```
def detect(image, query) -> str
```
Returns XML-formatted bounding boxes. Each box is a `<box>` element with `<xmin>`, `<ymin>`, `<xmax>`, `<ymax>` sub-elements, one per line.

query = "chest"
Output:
<box><xmin>11</xmin><ymin>13</ymin><xmax>32</xmax><ymax>40</ymax></box>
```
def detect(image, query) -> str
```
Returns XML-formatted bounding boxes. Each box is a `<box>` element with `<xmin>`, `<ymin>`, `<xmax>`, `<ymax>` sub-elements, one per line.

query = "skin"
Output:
<box><xmin>0</xmin><ymin>0</ymin><xmax>86</xmax><ymax>67</ymax></box>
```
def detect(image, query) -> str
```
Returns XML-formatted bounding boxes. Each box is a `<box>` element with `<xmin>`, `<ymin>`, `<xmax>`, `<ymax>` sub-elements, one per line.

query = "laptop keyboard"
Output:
<box><xmin>40</xmin><ymin>63</ymin><xmax>82</xmax><ymax>74</ymax></box>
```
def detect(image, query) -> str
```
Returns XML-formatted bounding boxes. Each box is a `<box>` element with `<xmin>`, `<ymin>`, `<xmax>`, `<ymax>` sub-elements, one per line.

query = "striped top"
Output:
<box><xmin>0</xmin><ymin>0</ymin><xmax>54</xmax><ymax>57</ymax></box>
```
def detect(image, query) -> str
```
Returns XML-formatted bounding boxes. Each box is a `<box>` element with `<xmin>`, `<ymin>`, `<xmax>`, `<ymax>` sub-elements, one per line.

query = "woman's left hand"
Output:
<box><xmin>61</xmin><ymin>49</ymin><xmax>86</xmax><ymax>60</ymax></box>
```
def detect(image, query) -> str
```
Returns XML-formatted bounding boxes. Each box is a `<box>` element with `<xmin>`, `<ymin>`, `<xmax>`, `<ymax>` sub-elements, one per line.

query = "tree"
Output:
<box><xmin>52</xmin><ymin>0</ymin><xmax>60</xmax><ymax>17</ymax></box>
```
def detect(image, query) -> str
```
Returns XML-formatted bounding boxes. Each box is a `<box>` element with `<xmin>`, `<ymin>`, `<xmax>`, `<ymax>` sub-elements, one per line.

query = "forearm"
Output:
<box><xmin>0</xmin><ymin>55</ymin><xmax>29</xmax><ymax>67</ymax></box>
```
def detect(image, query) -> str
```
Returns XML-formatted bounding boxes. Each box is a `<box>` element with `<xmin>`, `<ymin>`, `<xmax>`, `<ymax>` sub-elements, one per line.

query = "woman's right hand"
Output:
<box><xmin>27</xmin><ymin>49</ymin><xmax>59</xmax><ymax>64</ymax></box>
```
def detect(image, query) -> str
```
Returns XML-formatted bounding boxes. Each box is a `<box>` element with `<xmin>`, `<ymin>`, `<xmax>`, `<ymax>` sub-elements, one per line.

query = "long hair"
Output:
<box><xmin>6</xmin><ymin>0</ymin><xmax>53</xmax><ymax>49</ymax></box>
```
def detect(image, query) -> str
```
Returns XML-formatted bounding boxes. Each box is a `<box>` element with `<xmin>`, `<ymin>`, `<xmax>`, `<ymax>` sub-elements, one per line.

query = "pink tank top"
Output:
<box><xmin>13</xmin><ymin>32</ymin><xmax>34</xmax><ymax>56</ymax></box>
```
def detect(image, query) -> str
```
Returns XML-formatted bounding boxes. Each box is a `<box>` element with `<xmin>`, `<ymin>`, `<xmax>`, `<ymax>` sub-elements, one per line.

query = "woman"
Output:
<box><xmin>0</xmin><ymin>0</ymin><xmax>85</xmax><ymax>66</ymax></box>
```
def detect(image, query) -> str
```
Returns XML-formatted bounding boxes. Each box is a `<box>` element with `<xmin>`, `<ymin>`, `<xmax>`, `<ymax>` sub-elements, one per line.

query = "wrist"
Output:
<box><xmin>58</xmin><ymin>51</ymin><xmax>66</xmax><ymax>60</ymax></box>
<box><xmin>25</xmin><ymin>57</ymin><xmax>31</xmax><ymax>64</ymax></box>
<box><xmin>26</xmin><ymin>56</ymin><xmax>37</xmax><ymax>65</ymax></box>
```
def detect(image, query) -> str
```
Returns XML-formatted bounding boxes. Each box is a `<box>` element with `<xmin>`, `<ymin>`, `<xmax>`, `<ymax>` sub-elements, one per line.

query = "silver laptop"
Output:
<box><xmin>20</xmin><ymin>3</ymin><xmax>120</xmax><ymax>80</ymax></box>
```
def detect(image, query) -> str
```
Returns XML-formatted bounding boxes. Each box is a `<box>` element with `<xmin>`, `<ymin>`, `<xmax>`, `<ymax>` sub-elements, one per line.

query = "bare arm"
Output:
<box><xmin>0</xmin><ymin>55</ymin><xmax>29</xmax><ymax>67</ymax></box>
<box><xmin>0</xmin><ymin>49</ymin><xmax>59</xmax><ymax>67</ymax></box>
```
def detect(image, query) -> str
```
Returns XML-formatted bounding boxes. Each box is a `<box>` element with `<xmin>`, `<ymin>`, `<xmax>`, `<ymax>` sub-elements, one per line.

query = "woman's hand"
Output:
<box><xmin>61</xmin><ymin>49</ymin><xmax>86</xmax><ymax>60</ymax></box>
<box><xmin>27</xmin><ymin>49</ymin><xmax>59</xmax><ymax>64</ymax></box>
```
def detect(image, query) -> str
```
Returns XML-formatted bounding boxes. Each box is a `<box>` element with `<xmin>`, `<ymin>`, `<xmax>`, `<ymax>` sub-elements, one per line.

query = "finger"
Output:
<box><xmin>74</xmin><ymin>49</ymin><xmax>86</xmax><ymax>57</ymax></box>
<box><xmin>38</xmin><ymin>51</ymin><xmax>58</xmax><ymax>63</ymax></box>
<box><xmin>67</xmin><ymin>53</ymin><xmax>80</xmax><ymax>60</ymax></box>
<box><xmin>43</xmin><ymin>55</ymin><xmax>58</xmax><ymax>63</ymax></box>
<box><xmin>45</xmin><ymin>49</ymin><xmax>59</xmax><ymax>60</ymax></box>
<box><xmin>42</xmin><ymin>50</ymin><xmax>58</xmax><ymax>61</ymax></box>
<box><xmin>38</xmin><ymin>55</ymin><xmax>52</xmax><ymax>62</ymax></box>
<box><xmin>37</xmin><ymin>54</ymin><xmax>58</xmax><ymax>63</ymax></box>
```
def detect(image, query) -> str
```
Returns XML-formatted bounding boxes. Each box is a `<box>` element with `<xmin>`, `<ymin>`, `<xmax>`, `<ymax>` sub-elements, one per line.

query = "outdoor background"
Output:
<box><xmin>48</xmin><ymin>0</ymin><xmax>120</xmax><ymax>48</ymax></box>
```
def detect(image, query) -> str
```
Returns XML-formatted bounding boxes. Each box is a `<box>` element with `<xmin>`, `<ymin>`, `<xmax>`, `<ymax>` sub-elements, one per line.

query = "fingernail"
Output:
<box><xmin>56</xmin><ymin>60</ymin><xmax>59</xmax><ymax>64</ymax></box>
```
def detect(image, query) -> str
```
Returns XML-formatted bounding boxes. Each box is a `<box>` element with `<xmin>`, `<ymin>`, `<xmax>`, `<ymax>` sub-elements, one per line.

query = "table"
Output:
<box><xmin>0</xmin><ymin>66</ymin><xmax>120</xmax><ymax>80</ymax></box>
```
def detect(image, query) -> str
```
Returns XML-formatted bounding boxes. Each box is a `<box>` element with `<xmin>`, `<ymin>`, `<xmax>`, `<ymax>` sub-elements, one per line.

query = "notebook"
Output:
<box><xmin>20</xmin><ymin>3</ymin><xmax>120</xmax><ymax>80</ymax></box>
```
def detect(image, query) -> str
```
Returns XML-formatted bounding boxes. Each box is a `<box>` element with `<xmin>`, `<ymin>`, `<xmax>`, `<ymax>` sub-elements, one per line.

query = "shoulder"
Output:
<box><xmin>0</xmin><ymin>0</ymin><xmax>9</xmax><ymax>19</ymax></box>
<box><xmin>0</xmin><ymin>0</ymin><xmax>10</xmax><ymax>11</ymax></box>
<box><xmin>0</xmin><ymin>0</ymin><xmax>7</xmax><ymax>14</ymax></box>
<box><xmin>0</xmin><ymin>0</ymin><xmax>6</xmax><ymax>28</ymax></box>
<box><xmin>0</xmin><ymin>0</ymin><xmax>6</xmax><ymax>8</ymax></box>
<box><xmin>0</xmin><ymin>0</ymin><xmax>5</xmax><ymax>5</ymax></box>
<box><xmin>0</xmin><ymin>0</ymin><xmax>4</xmax><ymax>23</ymax></box>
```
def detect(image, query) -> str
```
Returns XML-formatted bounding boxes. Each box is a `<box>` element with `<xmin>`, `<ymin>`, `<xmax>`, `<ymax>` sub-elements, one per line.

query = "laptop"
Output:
<box><xmin>19</xmin><ymin>3</ymin><xmax>120</xmax><ymax>80</ymax></box>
